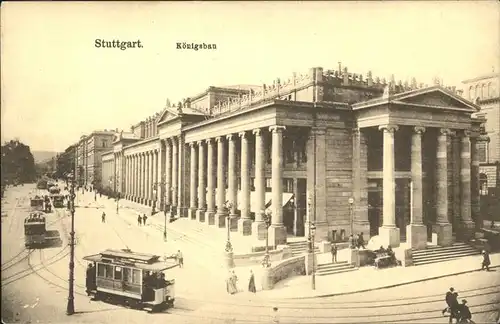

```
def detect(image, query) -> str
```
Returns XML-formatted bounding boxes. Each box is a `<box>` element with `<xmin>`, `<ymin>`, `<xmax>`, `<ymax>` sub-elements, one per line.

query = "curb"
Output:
<box><xmin>289</xmin><ymin>264</ymin><xmax>500</xmax><ymax>299</ymax></box>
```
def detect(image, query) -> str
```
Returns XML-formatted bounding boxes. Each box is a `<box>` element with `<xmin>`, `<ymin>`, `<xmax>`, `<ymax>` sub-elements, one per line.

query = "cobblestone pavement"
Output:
<box><xmin>2</xmin><ymin>184</ymin><xmax>499</xmax><ymax>324</ymax></box>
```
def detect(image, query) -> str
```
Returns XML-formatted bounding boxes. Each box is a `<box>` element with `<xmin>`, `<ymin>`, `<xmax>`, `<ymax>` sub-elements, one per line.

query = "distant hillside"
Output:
<box><xmin>32</xmin><ymin>151</ymin><xmax>60</xmax><ymax>164</ymax></box>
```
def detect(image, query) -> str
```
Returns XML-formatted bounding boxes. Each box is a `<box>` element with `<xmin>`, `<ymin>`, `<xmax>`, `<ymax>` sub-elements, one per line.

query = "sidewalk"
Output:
<box><xmin>83</xmin><ymin>194</ymin><xmax>500</xmax><ymax>300</ymax></box>
<box><xmin>255</xmin><ymin>252</ymin><xmax>500</xmax><ymax>299</ymax></box>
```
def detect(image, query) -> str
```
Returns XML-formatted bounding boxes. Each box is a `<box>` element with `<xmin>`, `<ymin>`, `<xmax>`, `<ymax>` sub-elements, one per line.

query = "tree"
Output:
<box><xmin>1</xmin><ymin>139</ymin><xmax>37</xmax><ymax>185</ymax></box>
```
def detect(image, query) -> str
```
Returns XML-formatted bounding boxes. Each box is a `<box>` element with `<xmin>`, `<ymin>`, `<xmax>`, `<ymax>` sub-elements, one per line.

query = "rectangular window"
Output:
<box><xmin>105</xmin><ymin>265</ymin><xmax>113</xmax><ymax>279</ymax></box>
<box><xmin>132</xmin><ymin>269</ymin><xmax>141</xmax><ymax>284</ymax></box>
<box><xmin>114</xmin><ymin>266</ymin><xmax>122</xmax><ymax>280</ymax></box>
<box><xmin>283</xmin><ymin>178</ymin><xmax>294</xmax><ymax>193</ymax></box>
<box><xmin>123</xmin><ymin>267</ymin><xmax>132</xmax><ymax>282</ymax></box>
<box><xmin>265</xmin><ymin>178</ymin><xmax>272</xmax><ymax>192</ymax></box>
<box><xmin>97</xmin><ymin>263</ymin><xmax>106</xmax><ymax>277</ymax></box>
<box><xmin>478</xmin><ymin>142</ymin><xmax>488</xmax><ymax>163</ymax></box>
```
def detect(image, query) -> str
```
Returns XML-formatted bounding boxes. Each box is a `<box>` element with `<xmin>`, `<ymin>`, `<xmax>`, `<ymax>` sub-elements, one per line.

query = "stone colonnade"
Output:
<box><xmin>124</xmin><ymin>150</ymin><xmax>159</xmax><ymax>207</ymax></box>
<box><xmin>146</xmin><ymin>126</ymin><xmax>289</xmax><ymax>246</ymax></box>
<box><xmin>375</xmin><ymin>125</ymin><xmax>479</xmax><ymax>248</ymax></box>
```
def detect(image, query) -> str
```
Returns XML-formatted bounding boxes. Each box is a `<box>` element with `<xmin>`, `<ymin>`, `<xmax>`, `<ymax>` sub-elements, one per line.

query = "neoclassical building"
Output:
<box><xmin>100</xmin><ymin>66</ymin><xmax>488</xmax><ymax>249</ymax></box>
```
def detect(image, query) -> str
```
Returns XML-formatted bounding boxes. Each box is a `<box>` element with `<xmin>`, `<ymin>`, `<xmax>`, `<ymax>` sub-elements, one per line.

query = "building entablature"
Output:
<box><xmin>123</xmin><ymin>136</ymin><xmax>160</xmax><ymax>156</ymax></box>
<box><xmin>101</xmin><ymin>150</ymin><xmax>114</xmax><ymax>162</ymax></box>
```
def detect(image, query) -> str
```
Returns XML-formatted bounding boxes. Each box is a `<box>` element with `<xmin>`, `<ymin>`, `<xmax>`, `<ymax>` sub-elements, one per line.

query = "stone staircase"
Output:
<box><xmin>316</xmin><ymin>260</ymin><xmax>358</xmax><ymax>276</ymax></box>
<box><xmin>288</xmin><ymin>240</ymin><xmax>319</xmax><ymax>256</ymax></box>
<box><xmin>412</xmin><ymin>243</ymin><xmax>480</xmax><ymax>266</ymax></box>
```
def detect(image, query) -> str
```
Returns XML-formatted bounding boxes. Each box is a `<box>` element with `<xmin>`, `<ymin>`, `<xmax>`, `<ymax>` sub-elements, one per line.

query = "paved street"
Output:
<box><xmin>2</xmin><ymin>184</ymin><xmax>499</xmax><ymax>324</ymax></box>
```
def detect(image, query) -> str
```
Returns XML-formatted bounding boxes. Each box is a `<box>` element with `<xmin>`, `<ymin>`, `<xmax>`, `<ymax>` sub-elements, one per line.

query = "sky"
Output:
<box><xmin>1</xmin><ymin>1</ymin><xmax>499</xmax><ymax>152</ymax></box>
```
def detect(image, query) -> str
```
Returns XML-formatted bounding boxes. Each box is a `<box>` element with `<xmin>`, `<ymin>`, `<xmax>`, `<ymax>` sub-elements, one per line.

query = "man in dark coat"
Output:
<box><xmin>482</xmin><ymin>250</ymin><xmax>491</xmax><ymax>271</ymax></box>
<box><xmin>248</xmin><ymin>270</ymin><xmax>256</xmax><ymax>293</ymax></box>
<box><xmin>457</xmin><ymin>299</ymin><xmax>472</xmax><ymax>323</ymax></box>
<box><xmin>331</xmin><ymin>243</ymin><xmax>338</xmax><ymax>263</ymax></box>
<box><xmin>142</xmin><ymin>214</ymin><xmax>148</xmax><ymax>225</ymax></box>
<box><xmin>85</xmin><ymin>264</ymin><xmax>95</xmax><ymax>296</ymax></box>
<box><xmin>101</xmin><ymin>212</ymin><xmax>106</xmax><ymax>223</ymax></box>
<box><xmin>137</xmin><ymin>214</ymin><xmax>142</xmax><ymax>226</ymax></box>
<box><xmin>357</xmin><ymin>232</ymin><xmax>366</xmax><ymax>249</ymax></box>
<box><xmin>442</xmin><ymin>287</ymin><xmax>455</xmax><ymax>315</ymax></box>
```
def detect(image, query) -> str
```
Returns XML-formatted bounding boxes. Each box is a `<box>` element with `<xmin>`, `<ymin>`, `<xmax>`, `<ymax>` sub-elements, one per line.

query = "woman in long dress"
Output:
<box><xmin>226</xmin><ymin>271</ymin><xmax>237</xmax><ymax>294</ymax></box>
<box><xmin>248</xmin><ymin>270</ymin><xmax>256</xmax><ymax>293</ymax></box>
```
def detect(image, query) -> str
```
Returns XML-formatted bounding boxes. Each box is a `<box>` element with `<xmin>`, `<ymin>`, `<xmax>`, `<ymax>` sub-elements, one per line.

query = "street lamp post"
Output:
<box><xmin>225</xmin><ymin>201</ymin><xmax>233</xmax><ymax>252</ymax></box>
<box><xmin>310</xmin><ymin>222</ymin><xmax>316</xmax><ymax>290</ymax></box>
<box><xmin>262</xmin><ymin>209</ymin><xmax>272</xmax><ymax>268</ymax></box>
<box><xmin>348</xmin><ymin>197</ymin><xmax>354</xmax><ymax>237</ymax></box>
<box><xmin>66</xmin><ymin>174</ymin><xmax>76</xmax><ymax>315</ymax></box>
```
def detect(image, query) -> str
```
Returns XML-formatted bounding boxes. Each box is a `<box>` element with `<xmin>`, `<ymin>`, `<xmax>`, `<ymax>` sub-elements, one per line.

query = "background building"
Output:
<box><xmin>462</xmin><ymin>72</ymin><xmax>500</xmax><ymax>222</ymax></box>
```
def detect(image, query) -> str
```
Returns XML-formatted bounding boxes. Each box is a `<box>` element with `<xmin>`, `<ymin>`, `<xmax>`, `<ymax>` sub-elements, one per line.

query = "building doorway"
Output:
<box><xmin>283</xmin><ymin>178</ymin><xmax>306</xmax><ymax>237</ymax></box>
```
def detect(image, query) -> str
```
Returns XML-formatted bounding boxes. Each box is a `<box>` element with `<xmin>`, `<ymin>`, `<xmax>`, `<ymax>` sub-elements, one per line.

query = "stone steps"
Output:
<box><xmin>412</xmin><ymin>243</ymin><xmax>480</xmax><ymax>266</ymax></box>
<box><xmin>316</xmin><ymin>260</ymin><xmax>358</xmax><ymax>276</ymax></box>
<box><xmin>288</xmin><ymin>241</ymin><xmax>319</xmax><ymax>256</ymax></box>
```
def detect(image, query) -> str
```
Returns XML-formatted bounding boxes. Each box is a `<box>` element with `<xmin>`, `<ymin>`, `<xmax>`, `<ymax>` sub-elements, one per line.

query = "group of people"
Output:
<box><xmin>349</xmin><ymin>232</ymin><xmax>366</xmax><ymax>249</ymax></box>
<box><xmin>226</xmin><ymin>270</ymin><xmax>256</xmax><ymax>295</ymax></box>
<box><xmin>137</xmin><ymin>214</ymin><xmax>148</xmax><ymax>226</ymax></box>
<box><xmin>442</xmin><ymin>287</ymin><xmax>473</xmax><ymax>323</ymax></box>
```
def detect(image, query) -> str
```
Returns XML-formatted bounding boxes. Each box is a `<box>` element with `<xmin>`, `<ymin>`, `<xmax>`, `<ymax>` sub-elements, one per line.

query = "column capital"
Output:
<box><xmin>463</xmin><ymin>129</ymin><xmax>472</xmax><ymax>137</ymax></box>
<box><xmin>413</xmin><ymin>126</ymin><xmax>426</xmax><ymax>134</ymax></box>
<box><xmin>439</xmin><ymin>128</ymin><xmax>452</xmax><ymax>136</ymax></box>
<box><xmin>239</xmin><ymin>131</ymin><xmax>248</xmax><ymax>139</ymax></box>
<box><xmin>189</xmin><ymin>142</ymin><xmax>196</xmax><ymax>148</ymax></box>
<box><xmin>205</xmin><ymin>138</ymin><xmax>213</xmax><ymax>144</ymax></box>
<box><xmin>215</xmin><ymin>136</ymin><xmax>224</xmax><ymax>143</ymax></box>
<box><xmin>269</xmin><ymin>125</ymin><xmax>286</xmax><ymax>134</ymax></box>
<box><xmin>196</xmin><ymin>140</ymin><xmax>204</xmax><ymax>146</ymax></box>
<box><xmin>226</xmin><ymin>134</ymin><xmax>235</xmax><ymax>141</ymax></box>
<box><xmin>252</xmin><ymin>128</ymin><xmax>262</xmax><ymax>136</ymax></box>
<box><xmin>378</xmin><ymin>124</ymin><xmax>399</xmax><ymax>133</ymax></box>
<box><xmin>477</xmin><ymin>134</ymin><xmax>490</xmax><ymax>143</ymax></box>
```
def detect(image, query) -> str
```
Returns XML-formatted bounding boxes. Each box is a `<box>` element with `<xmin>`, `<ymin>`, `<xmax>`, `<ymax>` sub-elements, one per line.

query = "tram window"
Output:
<box><xmin>123</xmin><ymin>267</ymin><xmax>132</xmax><ymax>282</ymax></box>
<box><xmin>97</xmin><ymin>264</ymin><xmax>106</xmax><ymax>277</ymax></box>
<box><xmin>132</xmin><ymin>269</ymin><xmax>141</xmax><ymax>284</ymax></box>
<box><xmin>105</xmin><ymin>265</ymin><xmax>113</xmax><ymax>279</ymax></box>
<box><xmin>114</xmin><ymin>266</ymin><xmax>122</xmax><ymax>280</ymax></box>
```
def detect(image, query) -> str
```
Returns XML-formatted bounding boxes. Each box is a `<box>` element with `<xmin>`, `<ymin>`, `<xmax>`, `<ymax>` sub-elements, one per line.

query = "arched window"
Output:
<box><xmin>475</xmin><ymin>84</ymin><xmax>480</xmax><ymax>99</ymax></box>
<box><xmin>487</xmin><ymin>82</ymin><xmax>492</xmax><ymax>98</ymax></box>
<box><xmin>469</xmin><ymin>86</ymin><xmax>474</xmax><ymax>100</ymax></box>
<box><xmin>479</xmin><ymin>173</ymin><xmax>488</xmax><ymax>195</ymax></box>
<box><xmin>481</xmin><ymin>84</ymin><xmax>486</xmax><ymax>99</ymax></box>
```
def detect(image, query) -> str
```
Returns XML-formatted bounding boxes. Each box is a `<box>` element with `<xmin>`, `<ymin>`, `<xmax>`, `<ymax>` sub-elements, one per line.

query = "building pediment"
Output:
<box><xmin>392</xmin><ymin>87</ymin><xmax>479</xmax><ymax>112</ymax></box>
<box><xmin>157</xmin><ymin>107</ymin><xmax>180</xmax><ymax>125</ymax></box>
<box><xmin>353</xmin><ymin>86</ymin><xmax>481</xmax><ymax>113</ymax></box>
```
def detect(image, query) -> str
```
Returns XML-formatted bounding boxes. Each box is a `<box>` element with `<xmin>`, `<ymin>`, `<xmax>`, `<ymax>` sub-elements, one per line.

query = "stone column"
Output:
<box><xmin>132</xmin><ymin>155</ymin><xmax>135</xmax><ymax>201</ymax></box>
<box><xmin>152</xmin><ymin>149</ymin><xmax>158</xmax><ymax>210</ymax></box>
<box><xmin>159</xmin><ymin>142</ymin><xmax>165</xmax><ymax>211</ymax></box>
<box><xmin>216</xmin><ymin>136</ymin><xmax>228</xmax><ymax>227</ymax></box>
<box><xmin>227</xmin><ymin>134</ymin><xmax>238</xmax><ymax>231</ymax></box>
<box><xmin>142</xmin><ymin>153</ymin><xmax>147</xmax><ymax>204</ymax></box>
<box><xmin>197</xmin><ymin>141</ymin><xmax>206</xmax><ymax>222</ymax></box>
<box><xmin>127</xmin><ymin>157</ymin><xmax>131</xmax><ymax>199</ymax></box>
<box><xmin>177</xmin><ymin>135</ymin><xmax>186</xmax><ymax>217</ymax></box>
<box><xmin>206</xmin><ymin>138</ymin><xmax>216</xmax><ymax>225</ymax></box>
<box><xmin>148</xmin><ymin>151</ymin><xmax>154</xmax><ymax>206</ymax></box>
<box><xmin>407</xmin><ymin>126</ymin><xmax>427</xmax><ymax>250</ymax></box>
<box><xmin>136</xmin><ymin>154</ymin><xmax>141</xmax><ymax>202</ymax></box>
<box><xmin>238</xmin><ymin>131</ymin><xmax>252</xmax><ymax>235</ymax></box>
<box><xmin>470</xmin><ymin>136</ymin><xmax>481</xmax><ymax>230</ymax></box>
<box><xmin>188</xmin><ymin>142</ymin><xmax>198</xmax><ymax>220</ymax></box>
<box><xmin>352</xmin><ymin>128</ymin><xmax>370</xmax><ymax>237</ymax></box>
<box><xmin>171</xmin><ymin>137</ymin><xmax>178</xmax><ymax>214</ymax></box>
<box><xmin>268</xmin><ymin>125</ymin><xmax>287</xmax><ymax>246</ymax></box>
<box><xmin>252</xmin><ymin>128</ymin><xmax>267</xmax><ymax>240</ymax></box>
<box><xmin>165</xmin><ymin>139</ymin><xmax>172</xmax><ymax>210</ymax></box>
<box><xmin>433</xmin><ymin>128</ymin><xmax>453</xmax><ymax>246</ymax></box>
<box><xmin>378</xmin><ymin>125</ymin><xmax>400</xmax><ymax>248</ymax></box>
<box><xmin>460</xmin><ymin>131</ymin><xmax>474</xmax><ymax>237</ymax></box>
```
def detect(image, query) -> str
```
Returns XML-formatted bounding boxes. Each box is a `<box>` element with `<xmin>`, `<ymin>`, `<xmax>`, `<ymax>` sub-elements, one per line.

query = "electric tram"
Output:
<box><xmin>30</xmin><ymin>196</ymin><xmax>45</xmax><ymax>212</ymax></box>
<box><xmin>51</xmin><ymin>194</ymin><xmax>65</xmax><ymax>208</ymax></box>
<box><xmin>24</xmin><ymin>212</ymin><xmax>47</xmax><ymax>247</ymax></box>
<box><xmin>83</xmin><ymin>249</ymin><xmax>177</xmax><ymax>312</ymax></box>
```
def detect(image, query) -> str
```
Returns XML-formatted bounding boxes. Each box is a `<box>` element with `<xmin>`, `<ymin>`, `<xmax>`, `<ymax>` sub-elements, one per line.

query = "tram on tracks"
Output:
<box><xmin>83</xmin><ymin>249</ymin><xmax>177</xmax><ymax>312</ymax></box>
<box><xmin>30</xmin><ymin>196</ymin><xmax>45</xmax><ymax>212</ymax></box>
<box><xmin>24</xmin><ymin>212</ymin><xmax>47</xmax><ymax>247</ymax></box>
<box><xmin>51</xmin><ymin>194</ymin><xmax>65</xmax><ymax>208</ymax></box>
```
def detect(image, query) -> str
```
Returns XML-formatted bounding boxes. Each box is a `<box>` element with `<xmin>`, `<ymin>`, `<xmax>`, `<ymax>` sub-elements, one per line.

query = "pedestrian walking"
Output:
<box><xmin>137</xmin><ymin>214</ymin><xmax>142</xmax><ymax>226</ymax></box>
<box><xmin>349</xmin><ymin>234</ymin><xmax>356</xmax><ymax>249</ymax></box>
<box><xmin>481</xmin><ymin>250</ymin><xmax>491</xmax><ymax>271</ymax></box>
<box><xmin>226</xmin><ymin>271</ymin><xmax>237</xmax><ymax>295</ymax></box>
<box><xmin>94</xmin><ymin>193</ymin><xmax>97</xmax><ymax>202</ymax></box>
<box><xmin>248</xmin><ymin>270</ymin><xmax>256</xmax><ymax>293</ymax></box>
<box><xmin>99</xmin><ymin>192</ymin><xmax>102</xmax><ymax>198</ymax></box>
<box><xmin>357</xmin><ymin>232</ymin><xmax>366</xmax><ymax>249</ymax></box>
<box><xmin>230</xmin><ymin>271</ymin><xmax>239</xmax><ymax>293</ymax></box>
<box><xmin>457</xmin><ymin>299</ymin><xmax>472</xmax><ymax>323</ymax></box>
<box><xmin>142</xmin><ymin>214</ymin><xmax>148</xmax><ymax>225</ymax></box>
<box><xmin>101</xmin><ymin>212</ymin><xmax>106</xmax><ymax>223</ymax></box>
<box><xmin>442</xmin><ymin>287</ymin><xmax>455</xmax><ymax>315</ymax></box>
<box><xmin>176</xmin><ymin>250</ymin><xmax>183</xmax><ymax>268</ymax></box>
<box><xmin>270</xmin><ymin>307</ymin><xmax>280</xmax><ymax>324</ymax></box>
<box><xmin>331</xmin><ymin>242</ymin><xmax>338</xmax><ymax>263</ymax></box>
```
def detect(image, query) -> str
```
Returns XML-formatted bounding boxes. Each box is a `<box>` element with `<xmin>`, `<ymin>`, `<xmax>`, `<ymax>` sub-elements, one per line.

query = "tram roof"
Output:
<box><xmin>83</xmin><ymin>249</ymin><xmax>178</xmax><ymax>271</ymax></box>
